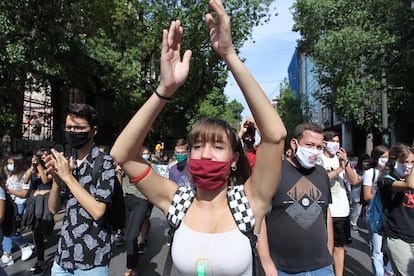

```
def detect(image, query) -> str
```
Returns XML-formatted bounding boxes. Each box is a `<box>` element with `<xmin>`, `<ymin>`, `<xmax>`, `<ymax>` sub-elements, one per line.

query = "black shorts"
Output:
<box><xmin>333</xmin><ymin>216</ymin><xmax>352</xmax><ymax>246</ymax></box>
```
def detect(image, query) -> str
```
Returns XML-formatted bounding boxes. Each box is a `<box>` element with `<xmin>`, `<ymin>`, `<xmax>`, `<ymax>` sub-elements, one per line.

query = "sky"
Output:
<box><xmin>224</xmin><ymin>0</ymin><xmax>300</xmax><ymax>120</ymax></box>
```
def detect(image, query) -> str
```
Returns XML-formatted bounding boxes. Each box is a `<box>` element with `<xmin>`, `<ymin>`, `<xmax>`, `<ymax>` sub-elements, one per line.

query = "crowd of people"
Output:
<box><xmin>0</xmin><ymin>1</ymin><xmax>414</xmax><ymax>276</ymax></box>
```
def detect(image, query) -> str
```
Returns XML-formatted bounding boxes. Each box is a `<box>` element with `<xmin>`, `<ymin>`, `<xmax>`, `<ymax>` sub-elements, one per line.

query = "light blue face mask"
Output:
<box><xmin>142</xmin><ymin>154</ymin><xmax>150</xmax><ymax>161</ymax></box>
<box><xmin>6</xmin><ymin>164</ymin><xmax>14</xmax><ymax>172</ymax></box>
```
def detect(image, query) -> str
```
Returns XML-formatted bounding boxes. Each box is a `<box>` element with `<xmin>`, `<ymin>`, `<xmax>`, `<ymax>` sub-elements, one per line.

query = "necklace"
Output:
<box><xmin>193</xmin><ymin>198</ymin><xmax>228</xmax><ymax>276</ymax></box>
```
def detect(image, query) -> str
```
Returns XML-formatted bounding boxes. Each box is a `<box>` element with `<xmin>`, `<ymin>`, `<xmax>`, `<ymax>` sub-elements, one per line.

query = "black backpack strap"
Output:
<box><xmin>163</xmin><ymin>186</ymin><xmax>196</xmax><ymax>276</ymax></box>
<box><xmin>91</xmin><ymin>151</ymin><xmax>104</xmax><ymax>186</ymax></box>
<box><xmin>91</xmin><ymin>151</ymin><xmax>114</xmax><ymax>227</ymax></box>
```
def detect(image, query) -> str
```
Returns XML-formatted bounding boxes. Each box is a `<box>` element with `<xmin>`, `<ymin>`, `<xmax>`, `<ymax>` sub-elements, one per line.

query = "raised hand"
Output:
<box><xmin>205</xmin><ymin>0</ymin><xmax>234</xmax><ymax>58</ymax></box>
<box><xmin>159</xmin><ymin>20</ymin><xmax>192</xmax><ymax>96</ymax></box>
<box><xmin>45</xmin><ymin>149</ymin><xmax>73</xmax><ymax>183</ymax></box>
<box><xmin>337</xmin><ymin>147</ymin><xmax>348</xmax><ymax>168</ymax></box>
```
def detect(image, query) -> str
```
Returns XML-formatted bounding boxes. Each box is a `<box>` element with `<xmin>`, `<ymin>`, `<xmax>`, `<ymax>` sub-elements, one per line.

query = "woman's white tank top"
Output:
<box><xmin>172</xmin><ymin>222</ymin><xmax>253</xmax><ymax>275</ymax></box>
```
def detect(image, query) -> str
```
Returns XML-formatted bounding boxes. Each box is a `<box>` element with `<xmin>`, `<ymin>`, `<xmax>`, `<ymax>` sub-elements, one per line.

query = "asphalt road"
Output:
<box><xmin>4</xmin><ymin>208</ymin><xmax>373</xmax><ymax>276</ymax></box>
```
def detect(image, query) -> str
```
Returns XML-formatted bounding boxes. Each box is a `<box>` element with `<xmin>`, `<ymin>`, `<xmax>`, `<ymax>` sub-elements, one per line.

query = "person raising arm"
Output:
<box><xmin>111</xmin><ymin>0</ymin><xmax>286</xmax><ymax>275</ymax></box>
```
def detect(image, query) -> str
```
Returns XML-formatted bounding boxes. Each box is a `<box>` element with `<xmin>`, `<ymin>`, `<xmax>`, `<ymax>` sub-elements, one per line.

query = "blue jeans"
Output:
<box><xmin>0</xmin><ymin>229</ymin><xmax>7</xmax><ymax>276</ymax></box>
<box><xmin>277</xmin><ymin>265</ymin><xmax>334</xmax><ymax>276</ymax></box>
<box><xmin>368</xmin><ymin>228</ymin><xmax>385</xmax><ymax>276</ymax></box>
<box><xmin>2</xmin><ymin>203</ymin><xmax>28</xmax><ymax>254</ymax></box>
<box><xmin>367</xmin><ymin>219</ymin><xmax>393</xmax><ymax>275</ymax></box>
<box><xmin>51</xmin><ymin>261</ymin><xmax>108</xmax><ymax>276</ymax></box>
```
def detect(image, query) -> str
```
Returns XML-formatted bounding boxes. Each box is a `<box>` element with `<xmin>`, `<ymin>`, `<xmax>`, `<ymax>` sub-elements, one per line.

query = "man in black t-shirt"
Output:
<box><xmin>258</xmin><ymin>122</ymin><xmax>334</xmax><ymax>275</ymax></box>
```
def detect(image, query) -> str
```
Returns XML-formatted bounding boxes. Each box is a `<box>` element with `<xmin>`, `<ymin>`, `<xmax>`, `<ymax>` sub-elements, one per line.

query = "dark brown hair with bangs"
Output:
<box><xmin>188</xmin><ymin>118</ymin><xmax>251</xmax><ymax>185</ymax></box>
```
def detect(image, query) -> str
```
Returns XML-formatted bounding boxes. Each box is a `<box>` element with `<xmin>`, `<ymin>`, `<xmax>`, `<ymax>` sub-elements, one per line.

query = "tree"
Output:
<box><xmin>292</xmin><ymin>0</ymin><xmax>414</xmax><ymax>145</ymax></box>
<box><xmin>277</xmin><ymin>78</ymin><xmax>303</xmax><ymax>146</ymax></box>
<box><xmin>0</xmin><ymin>0</ymin><xmax>278</xmax><ymax>146</ymax></box>
<box><xmin>1</xmin><ymin>0</ymin><xmax>275</xmax><ymax>145</ymax></box>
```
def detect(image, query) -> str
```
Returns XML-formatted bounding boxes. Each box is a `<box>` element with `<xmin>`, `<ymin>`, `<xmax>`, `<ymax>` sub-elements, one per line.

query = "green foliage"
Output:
<box><xmin>292</xmin><ymin>0</ymin><xmax>413</xmax><ymax>135</ymax></box>
<box><xmin>0</xmin><ymin>0</ymin><xmax>275</xmax><ymax>141</ymax></box>
<box><xmin>0</xmin><ymin>106</ymin><xmax>17</xmax><ymax>129</ymax></box>
<box><xmin>222</xmin><ymin>100</ymin><xmax>244</xmax><ymax>129</ymax></box>
<box><xmin>277</xmin><ymin>79</ymin><xmax>303</xmax><ymax>145</ymax></box>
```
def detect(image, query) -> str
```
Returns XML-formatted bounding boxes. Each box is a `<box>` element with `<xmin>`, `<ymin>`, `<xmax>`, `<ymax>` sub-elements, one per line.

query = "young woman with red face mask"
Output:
<box><xmin>110</xmin><ymin>0</ymin><xmax>286</xmax><ymax>275</ymax></box>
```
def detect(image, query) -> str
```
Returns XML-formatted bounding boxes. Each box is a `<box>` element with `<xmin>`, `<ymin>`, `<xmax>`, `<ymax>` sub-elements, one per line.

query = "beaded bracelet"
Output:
<box><xmin>154</xmin><ymin>90</ymin><xmax>172</xmax><ymax>101</ymax></box>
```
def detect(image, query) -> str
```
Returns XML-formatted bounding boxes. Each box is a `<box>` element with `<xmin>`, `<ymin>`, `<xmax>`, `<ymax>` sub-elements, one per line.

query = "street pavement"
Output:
<box><xmin>4</xmin><ymin>207</ymin><xmax>373</xmax><ymax>276</ymax></box>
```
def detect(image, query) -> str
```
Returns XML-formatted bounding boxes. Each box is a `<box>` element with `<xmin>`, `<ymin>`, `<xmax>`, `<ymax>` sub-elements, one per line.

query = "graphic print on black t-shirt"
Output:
<box><xmin>403</xmin><ymin>192</ymin><xmax>414</xmax><ymax>208</ymax></box>
<box><xmin>285</xmin><ymin>176</ymin><xmax>324</xmax><ymax>230</ymax></box>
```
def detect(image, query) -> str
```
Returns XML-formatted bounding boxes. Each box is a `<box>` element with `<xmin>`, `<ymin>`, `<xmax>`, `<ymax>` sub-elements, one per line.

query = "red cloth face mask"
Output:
<box><xmin>188</xmin><ymin>159</ymin><xmax>231</xmax><ymax>191</ymax></box>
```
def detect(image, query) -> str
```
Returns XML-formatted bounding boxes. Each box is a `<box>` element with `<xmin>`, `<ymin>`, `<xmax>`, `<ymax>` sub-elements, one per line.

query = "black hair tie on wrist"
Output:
<box><xmin>154</xmin><ymin>90</ymin><xmax>172</xmax><ymax>101</ymax></box>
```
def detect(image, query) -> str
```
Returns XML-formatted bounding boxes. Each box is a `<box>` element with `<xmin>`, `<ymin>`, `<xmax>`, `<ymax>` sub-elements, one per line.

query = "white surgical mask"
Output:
<box><xmin>325</xmin><ymin>141</ymin><xmax>340</xmax><ymax>155</ymax></box>
<box><xmin>394</xmin><ymin>162</ymin><xmax>413</xmax><ymax>176</ymax></box>
<box><xmin>378</xmin><ymin>157</ymin><xmax>388</xmax><ymax>168</ymax></box>
<box><xmin>294</xmin><ymin>140</ymin><xmax>322</xmax><ymax>169</ymax></box>
<box><xmin>141</xmin><ymin>154</ymin><xmax>150</xmax><ymax>161</ymax></box>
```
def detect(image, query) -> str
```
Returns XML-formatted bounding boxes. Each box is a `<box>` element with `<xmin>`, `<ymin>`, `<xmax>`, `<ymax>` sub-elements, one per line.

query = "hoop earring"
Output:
<box><xmin>231</xmin><ymin>165</ymin><xmax>237</xmax><ymax>171</ymax></box>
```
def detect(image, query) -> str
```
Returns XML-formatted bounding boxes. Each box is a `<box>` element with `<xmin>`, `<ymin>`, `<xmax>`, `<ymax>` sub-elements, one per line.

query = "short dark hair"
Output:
<box><xmin>175</xmin><ymin>138</ymin><xmax>188</xmax><ymax>148</ymax></box>
<box><xmin>141</xmin><ymin>145</ymin><xmax>150</xmax><ymax>153</ymax></box>
<box><xmin>323</xmin><ymin>130</ymin><xmax>340</xmax><ymax>141</ymax></box>
<box><xmin>292</xmin><ymin>122</ymin><xmax>323</xmax><ymax>141</ymax></box>
<box><xmin>65</xmin><ymin>104</ymin><xmax>98</xmax><ymax>127</ymax></box>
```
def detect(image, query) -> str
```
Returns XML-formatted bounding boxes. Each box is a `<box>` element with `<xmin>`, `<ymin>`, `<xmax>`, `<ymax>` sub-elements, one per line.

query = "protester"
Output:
<box><xmin>168</xmin><ymin>138</ymin><xmax>190</xmax><ymax>186</ymax></box>
<box><xmin>318</xmin><ymin>130</ymin><xmax>357</xmax><ymax>276</ymax></box>
<box><xmin>362</xmin><ymin>145</ymin><xmax>392</xmax><ymax>276</ymax></box>
<box><xmin>23</xmin><ymin>148</ymin><xmax>54</xmax><ymax>275</ymax></box>
<box><xmin>46</xmin><ymin>103</ymin><xmax>117</xmax><ymax>275</ymax></box>
<box><xmin>378</xmin><ymin>143</ymin><xmax>414</xmax><ymax>276</ymax></box>
<box><xmin>122</xmin><ymin>146</ymin><xmax>154</xmax><ymax>276</ymax></box>
<box><xmin>110</xmin><ymin>0</ymin><xmax>286</xmax><ymax>274</ymax></box>
<box><xmin>238</xmin><ymin>118</ymin><xmax>258</xmax><ymax>168</ymax></box>
<box><xmin>2</xmin><ymin>155</ymin><xmax>34</xmax><ymax>266</ymax></box>
<box><xmin>258</xmin><ymin>122</ymin><xmax>334</xmax><ymax>276</ymax></box>
<box><xmin>349</xmin><ymin>153</ymin><xmax>370</xmax><ymax>231</ymax></box>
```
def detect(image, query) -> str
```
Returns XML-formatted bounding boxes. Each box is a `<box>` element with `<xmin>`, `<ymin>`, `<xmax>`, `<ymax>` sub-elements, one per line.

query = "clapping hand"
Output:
<box><xmin>44</xmin><ymin>149</ymin><xmax>73</xmax><ymax>183</ymax></box>
<box><xmin>205</xmin><ymin>0</ymin><xmax>234</xmax><ymax>58</ymax></box>
<box><xmin>337</xmin><ymin>147</ymin><xmax>348</xmax><ymax>168</ymax></box>
<box><xmin>159</xmin><ymin>20</ymin><xmax>192</xmax><ymax>97</ymax></box>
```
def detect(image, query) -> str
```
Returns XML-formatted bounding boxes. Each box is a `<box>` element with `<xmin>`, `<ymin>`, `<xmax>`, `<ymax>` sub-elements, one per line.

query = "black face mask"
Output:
<box><xmin>65</xmin><ymin>131</ymin><xmax>91</xmax><ymax>149</ymax></box>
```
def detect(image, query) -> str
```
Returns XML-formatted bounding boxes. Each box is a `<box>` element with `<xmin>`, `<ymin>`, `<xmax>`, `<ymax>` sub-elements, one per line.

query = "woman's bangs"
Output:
<box><xmin>189</xmin><ymin>120</ymin><xmax>228</xmax><ymax>146</ymax></box>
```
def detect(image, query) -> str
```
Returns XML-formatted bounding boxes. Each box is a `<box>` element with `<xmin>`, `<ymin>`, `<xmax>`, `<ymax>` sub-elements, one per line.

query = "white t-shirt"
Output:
<box><xmin>319</xmin><ymin>154</ymin><xmax>350</xmax><ymax>217</ymax></box>
<box><xmin>6</xmin><ymin>174</ymin><xmax>30</xmax><ymax>204</ymax></box>
<box><xmin>350</xmin><ymin>169</ymin><xmax>364</xmax><ymax>203</ymax></box>
<box><xmin>172</xmin><ymin>222</ymin><xmax>252</xmax><ymax>276</ymax></box>
<box><xmin>362</xmin><ymin>168</ymin><xmax>380</xmax><ymax>195</ymax></box>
